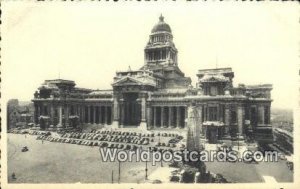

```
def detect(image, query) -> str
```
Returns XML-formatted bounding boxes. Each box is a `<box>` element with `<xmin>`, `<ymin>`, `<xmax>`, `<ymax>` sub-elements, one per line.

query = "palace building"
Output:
<box><xmin>32</xmin><ymin>15</ymin><xmax>273</xmax><ymax>143</ymax></box>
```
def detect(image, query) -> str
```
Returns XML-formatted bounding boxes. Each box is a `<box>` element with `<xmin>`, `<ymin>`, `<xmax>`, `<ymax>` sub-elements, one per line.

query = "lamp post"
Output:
<box><xmin>145</xmin><ymin>160</ymin><xmax>148</xmax><ymax>180</ymax></box>
<box><xmin>118</xmin><ymin>161</ymin><xmax>121</xmax><ymax>184</ymax></box>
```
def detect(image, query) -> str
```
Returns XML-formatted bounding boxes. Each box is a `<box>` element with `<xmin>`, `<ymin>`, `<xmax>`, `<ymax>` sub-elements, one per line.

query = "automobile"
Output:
<box><xmin>125</xmin><ymin>145</ymin><xmax>131</xmax><ymax>150</ymax></box>
<box><xmin>21</xmin><ymin>146</ymin><xmax>29</xmax><ymax>152</ymax></box>
<box><xmin>77</xmin><ymin>140</ymin><xmax>82</xmax><ymax>145</ymax></box>
<box><xmin>98</xmin><ymin>141</ymin><xmax>105</xmax><ymax>147</ymax></box>
<box><xmin>169</xmin><ymin>175</ymin><xmax>180</xmax><ymax>182</ymax></box>
<box><xmin>278</xmin><ymin>153</ymin><xmax>287</xmax><ymax>160</ymax></box>
<box><xmin>121</xmin><ymin>144</ymin><xmax>127</xmax><ymax>150</ymax></box>
<box><xmin>168</xmin><ymin>138</ymin><xmax>179</xmax><ymax>144</ymax></box>
<box><xmin>130</xmin><ymin>145</ymin><xmax>137</xmax><ymax>151</ymax></box>
<box><xmin>143</xmin><ymin>140</ymin><xmax>149</xmax><ymax>145</ymax></box>
<box><xmin>155</xmin><ymin>142</ymin><xmax>161</xmax><ymax>147</ymax></box>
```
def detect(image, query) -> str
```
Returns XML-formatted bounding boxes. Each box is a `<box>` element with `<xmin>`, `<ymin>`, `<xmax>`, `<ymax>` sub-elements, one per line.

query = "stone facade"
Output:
<box><xmin>32</xmin><ymin>15</ymin><xmax>273</xmax><ymax>143</ymax></box>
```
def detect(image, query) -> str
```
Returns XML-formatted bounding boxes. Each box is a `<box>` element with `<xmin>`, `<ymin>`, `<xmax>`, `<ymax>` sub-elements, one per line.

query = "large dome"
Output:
<box><xmin>151</xmin><ymin>15</ymin><xmax>172</xmax><ymax>33</ymax></box>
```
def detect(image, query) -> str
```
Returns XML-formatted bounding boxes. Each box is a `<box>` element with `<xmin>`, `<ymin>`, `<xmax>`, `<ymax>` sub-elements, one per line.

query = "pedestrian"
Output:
<box><xmin>12</xmin><ymin>172</ymin><xmax>16</xmax><ymax>180</ymax></box>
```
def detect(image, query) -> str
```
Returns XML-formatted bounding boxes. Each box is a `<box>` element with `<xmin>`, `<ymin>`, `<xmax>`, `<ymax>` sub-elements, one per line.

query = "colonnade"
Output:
<box><xmin>84</xmin><ymin>105</ymin><xmax>112</xmax><ymax>125</ymax></box>
<box><xmin>149</xmin><ymin>106</ymin><xmax>187</xmax><ymax>128</ymax></box>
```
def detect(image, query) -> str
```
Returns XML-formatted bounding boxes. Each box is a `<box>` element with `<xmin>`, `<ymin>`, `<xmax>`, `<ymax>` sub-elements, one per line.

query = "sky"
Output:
<box><xmin>2</xmin><ymin>1</ymin><xmax>299</xmax><ymax>109</ymax></box>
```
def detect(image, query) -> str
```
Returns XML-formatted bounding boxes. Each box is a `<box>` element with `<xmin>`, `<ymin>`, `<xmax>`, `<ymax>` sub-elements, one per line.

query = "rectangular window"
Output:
<box><xmin>210</xmin><ymin>86</ymin><xmax>218</xmax><ymax>96</ymax></box>
<box><xmin>264</xmin><ymin>106</ymin><xmax>270</xmax><ymax>124</ymax></box>
<box><xmin>231</xmin><ymin>110</ymin><xmax>237</xmax><ymax>123</ymax></box>
<box><xmin>208</xmin><ymin>107</ymin><xmax>218</xmax><ymax>121</ymax></box>
<box><xmin>44</xmin><ymin>106</ymin><xmax>48</xmax><ymax>116</ymax></box>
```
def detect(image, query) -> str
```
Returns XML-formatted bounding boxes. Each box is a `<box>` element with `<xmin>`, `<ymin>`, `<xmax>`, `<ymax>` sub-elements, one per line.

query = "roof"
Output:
<box><xmin>154</xmin><ymin>88</ymin><xmax>188</xmax><ymax>94</ymax></box>
<box><xmin>44</xmin><ymin>79</ymin><xmax>75</xmax><ymax>85</ymax></box>
<box><xmin>88</xmin><ymin>90</ymin><xmax>113</xmax><ymax>96</ymax></box>
<box><xmin>246</xmin><ymin>84</ymin><xmax>273</xmax><ymax>90</ymax></box>
<box><xmin>151</xmin><ymin>15</ymin><xmax>172</xmax><ymax>33</ymax></box>
<box><xmin>198</xmin><ymin>67</ymin><xmax>233</xmax><ymax>76</ymax></box>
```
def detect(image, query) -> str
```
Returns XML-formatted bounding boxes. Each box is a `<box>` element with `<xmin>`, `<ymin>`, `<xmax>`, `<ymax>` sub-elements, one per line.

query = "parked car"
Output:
<box><xmin>21</xmin><ymin>146</ymin><xmax>29</xmax><ymax>152</ymax></box>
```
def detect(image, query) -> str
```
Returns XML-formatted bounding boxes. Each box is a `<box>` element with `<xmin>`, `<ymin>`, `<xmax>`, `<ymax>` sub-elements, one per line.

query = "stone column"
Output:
<box><xmin>176</xmin><ymin>106</ymin><xmax>180</xmax><ymax>128</ymax></box>
<box><xmin>87</xmin><ymin>105</ymin><xmax>91</xmax><ymax>123</ymax></box>
<box><xmin>160</xmin><ymin>106</ymin><xmax>164</xmax><ymax>127</ymax></box>
<box><xmin>237</xmin><ymin>106</ymin><xmax>244</xmax><ymax>135</ymax></box>
<box><xmin>82</xmin><ymin>106</ymin><xmax>85</xmax><ymax>123</ymax></box>
<box><xmin>225</xmin><ymin>105</ymin><xmax>230</xmax><ymax>134</ymax></box>
<box><xmin>168</xmin><ymin>106</ymin><xmax>172</xmax><ymax>128</ymax></box>
<box><xmin>64</xmin><ymin>105</ymin><xmax>69</xmax><ymax>128</ymax></box>
<box><xmin>121</xmin><ymin>104</ymin><xmax>125</xmax><ymax>127</ymax></box>
<box><xmin>58</xmin><ymin>106</ymin><xmax>63</xmax><ymax>127</ymax></box>
<box><xmin>78</xmin><ymin>106</ymin><xmax>81</xmax><ymax>123</ymax></box>
<box><xmin>153</xmin><ymin>107</ymin><xmax>157</xmax><ymax>128</ymax></box>
<box><xmin>34</xmin><ymin>104</ymin><xmax>38</xmax><ymax>125</ymax></box>
<box><xmin>139</xmin><ymin>94</ymin><xmax>147</xmax><ymax>130</ymax></box>
<box><xmin>203</xmin><ymin>105</ymin><xmax>207</xmax><ymax>121</ymax></box>
<box><xmin>141</xmin><ymin>96</ymin><xmax>146</xmax><ymax>122</ymax></box>
<box><xmin>258</xmin><ymin>106</ymin><xmax>265</xmax><ymax>124</ymax></box>
<box><xmin>99</xmin><ymin>106</ymin><xmax>102</xmax><ymax>124</ymax></box>
<box><xmin>184</xmin><ymin>106</ymin><xmax>188</xmax><ymax>128</ymax></box>
<box><xmin>104</xmin><ymin>106</ymin><xmax>108</xmax><ymax>124</ymax></box>
<box><xmin>111</xmin><ymin>106</ymin><xmax>113</xmax><ymax>125</ymax></box>
<box><xmin>50</xmin><ymin>104</ymin><xmax>55</xmax><ymax>126</ymax></box>
<box><xmin>146</xmin><ymin>105</ymin><xmax>152</xmax><ymax>128</ymax></box>
<box><xmin>93</xmin><ymin>106</ymin><xmax>96</xmax><ymax>124</ymax></box>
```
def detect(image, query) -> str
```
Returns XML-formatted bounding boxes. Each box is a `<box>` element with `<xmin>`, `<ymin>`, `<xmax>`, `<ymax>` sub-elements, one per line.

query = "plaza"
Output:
<box><xmin>7</xmin><ymin>133</ymin><xmax>292</xmax><ymax>183</ymax></box>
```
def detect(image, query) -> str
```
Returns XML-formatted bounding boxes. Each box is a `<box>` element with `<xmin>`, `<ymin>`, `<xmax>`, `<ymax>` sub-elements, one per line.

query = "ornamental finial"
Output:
<box><xmin>159</xmin><ymin>14</ymin><xmax>164</xmax><ymax>22</ymax></box>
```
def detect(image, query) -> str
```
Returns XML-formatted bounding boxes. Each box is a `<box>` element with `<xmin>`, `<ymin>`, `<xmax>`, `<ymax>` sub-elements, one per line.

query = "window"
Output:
<box><xmin>210</xmin><ymin>86</ymin><xmax>218</xmax><ymax>96</ymax></box>
<box><xmin>264</xmin><ymin>106</ymin><xmax>270</xmax><ymax>124</ymax></box>
<box><xmin>231</xmin><ymin>110</ymin><xmax>237</xmax><ymax>123</ymax></box>
<box><xmin>208</xmin><ymin>107</ymin><xmax>218</xmax><ymax>121</ymax></box>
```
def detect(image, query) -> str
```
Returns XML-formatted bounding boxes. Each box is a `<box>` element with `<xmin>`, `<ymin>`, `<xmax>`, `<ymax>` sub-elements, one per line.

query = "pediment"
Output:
<box><xmin>113</xmin><ymin>77</ymin><xmax>143</xmax><ymax>86</ymax></box>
